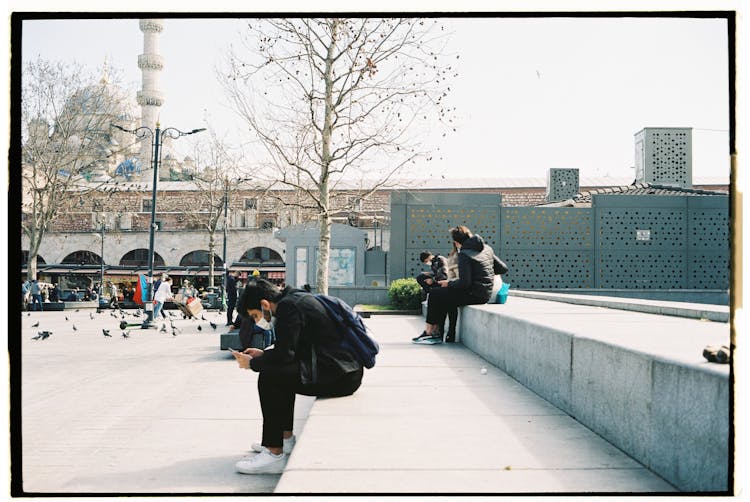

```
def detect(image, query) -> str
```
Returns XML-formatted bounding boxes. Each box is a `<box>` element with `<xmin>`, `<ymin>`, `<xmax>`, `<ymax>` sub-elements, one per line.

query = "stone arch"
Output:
<box><xmin>120</xmin><ymin>248</ymin><xmax>165</xmax><ymax>267</ymax></box>
<box><xmin>179</xmin><ymin>250</ymin><xmax>224</xmax><ymax>267</ymax></box>
<box><xmin>22</xmin><ymin>251</ymin><xmax>46</xmax><ymax>265</ymax></box>
<box><xmin>61</xmin><ymin>250</ymin><xmax>102</xmax><ymax>265</ymax></box>
<box><xmin>239</xmin><ymin>246</ymin><xmax>284</xmax><ymax>265</ymax></box>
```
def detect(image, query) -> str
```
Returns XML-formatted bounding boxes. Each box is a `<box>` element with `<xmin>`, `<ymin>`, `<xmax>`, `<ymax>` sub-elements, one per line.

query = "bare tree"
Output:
<box><xmin>220</xmin><ymin>18</ymin><xmax>456</xmax><ymax>294</ymax></box>
<box><xmin>185</xmin><ymin>130</ymin><xmax>249</xmax><ymax>291</ymax></box>
<box><xmin>21</xmin><ymin>57</ymin><xmax>135</xmax><ymax>280</ymax></box>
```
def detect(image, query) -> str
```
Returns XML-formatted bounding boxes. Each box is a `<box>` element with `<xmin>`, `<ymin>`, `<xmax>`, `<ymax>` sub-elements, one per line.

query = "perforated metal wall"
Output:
<box><xmin>390</xmin><ymin>191</ymin><xmax>728</xmax><ymax>292</ymax></box>
<box><xmin>546</xmin><ymin>168</ymin><xmax>580</xmax><ymax>202</ymax></box>
<box><xmin>597</xmin><ymin>208</ymin><xmax>686</xmax><ymax>249</ymax></box>
<box><xmin>502</xmin><ymin>250</ymin><xmax>594</xmax><ymax>288</ymax></box>
<box><xmin>597</xmin><ymin>251</ymin><xmax>686</xmax><ymax>289</ymax></box>
<box><xmin>389</xmin><ymin>192</ymin><xmax>502</xmax><ymax>282</ymax></box>
<box><xmin>635</xmin><ymin>128</ymin><xmax>692</xmax><ymax>188</ymax></box>
<box><xmin>687</xmin><ymin>252</ymin><xmax>729</xmax><ymax>289</ymax></box>
<box><xmin>502</xmin><ymin>208</ymin><xmax>593</xmax><ymax>249</ymax></box>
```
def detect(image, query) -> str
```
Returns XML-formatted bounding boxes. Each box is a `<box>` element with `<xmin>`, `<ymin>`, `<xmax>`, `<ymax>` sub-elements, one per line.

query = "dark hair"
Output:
<box><xmin>450</xmin><ymin>225</ymin><xmax>472</xmax><ymax>244</ymax></box>
<box><xmin>237</xmin><ymin>278</ymin><xmax>281</xmax><ymax>316</ymax></box>
<box><xmin>419</xmin><ymin>251</ymin><xmax>433</xmax><ymax>262</ymax></box>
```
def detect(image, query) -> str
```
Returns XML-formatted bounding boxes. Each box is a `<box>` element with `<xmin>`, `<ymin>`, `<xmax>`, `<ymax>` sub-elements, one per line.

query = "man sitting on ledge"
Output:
<box><xmin>230</xmin><ymin>279</ymin><xmax>364</xmax><ymax>474</ymax></box>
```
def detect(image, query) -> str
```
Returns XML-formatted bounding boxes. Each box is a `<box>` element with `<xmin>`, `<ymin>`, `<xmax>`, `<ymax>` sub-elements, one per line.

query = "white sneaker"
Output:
<box><xmin>235</xmin><ymin>449</ymin><xmax>288</xmax><ymax>474</ymax></box>
<box><xmin>251</xmin><ymin>434</ymin><xmax>296</xmax><ymax>454</ymax></box>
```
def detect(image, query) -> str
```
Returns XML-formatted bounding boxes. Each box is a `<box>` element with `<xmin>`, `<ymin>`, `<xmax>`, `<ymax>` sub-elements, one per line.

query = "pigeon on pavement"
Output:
<box><xmin>31</xmin><ymin>321</ymin><xmax>39</xmax><ymax>327</ymax></box>
<box><xmin>102</xmin><ymin>329</ymin><xmax>112</xmax><ymax>337</ymax></box>
<box><xmin>122</xmin><ymin>331</ymin><xmax>130</xmax><ymax>338</ymax></box>
<box><xmin>209</xmin><ymin>322</ymin><xmax>217</xmax><ymax>330</ymax></box>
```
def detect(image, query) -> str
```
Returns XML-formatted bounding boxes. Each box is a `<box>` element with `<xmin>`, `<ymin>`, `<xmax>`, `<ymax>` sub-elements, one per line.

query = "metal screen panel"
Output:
<box><xmin>502</xmin><ymin>207</ymin><xmax>593</xmax><ymax>249</ymax></box>
<box><xmin>597</xmin><ymin>208</ymin><xmax>687</xmax><ymax>249</ymax></box>
<box><xmin>597</xmin><ymin>251</ymin><xmax>687</xmax><ymax>289</ymax></box>
<box><xmin>688</xmin><ymin>208</ymin><xmax>729</xmax><ymax>250</ymax></box>
<box><xmin>501</xmin><ymin>250</ymin><xmax>594</xmax><ymax>289</ymax></box>
<box><xmin>687</xmin><ymin>251</ymin><xmax>729</xmax><ymax>289</ymax></box>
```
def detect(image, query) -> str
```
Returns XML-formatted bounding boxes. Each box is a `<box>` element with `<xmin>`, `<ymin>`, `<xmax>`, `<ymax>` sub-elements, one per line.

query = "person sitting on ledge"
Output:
<box><xmin>414</xmin><ymin>225</ymin><xmax>506</xmax><ymax>344</ymax></box>
<box><xmin>230</xmin><ymin>279</ymin><xmax>364</xmax><ymax>474</ymax></box>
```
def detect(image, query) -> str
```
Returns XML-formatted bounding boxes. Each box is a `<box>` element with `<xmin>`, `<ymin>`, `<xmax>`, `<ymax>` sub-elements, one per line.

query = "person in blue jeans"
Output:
<box><xmin>29</xmin><ymin>279</ymin><xmax>43</xmax><ymax>311</ymax></box>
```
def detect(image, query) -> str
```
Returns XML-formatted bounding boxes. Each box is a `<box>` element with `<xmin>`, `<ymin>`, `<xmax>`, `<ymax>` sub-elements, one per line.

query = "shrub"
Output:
<box><xmin>388</xmin><ymin>278</ymin><xmax>422</xmax><ymax>310</ymax></box>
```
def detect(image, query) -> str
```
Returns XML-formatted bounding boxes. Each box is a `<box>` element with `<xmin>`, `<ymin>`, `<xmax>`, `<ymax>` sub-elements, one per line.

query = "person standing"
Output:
<box><xmin>108</xmin><ymin>282</ymin><xmax>119</xmax><ymax>308</ymax></box>
<box><xmin>29</xmin><ymin>279</ymin><xmax>43</xmax><ymax>311</ymax></box>
<box><xmin>153</xmin><ymin>275</ymin><xmax>173</xmax><ymax>321</ymax></box>
<box><xmin>226</xmin><ymin>270</ymin><xmax>238</xmax><ymax>326</ymax></box>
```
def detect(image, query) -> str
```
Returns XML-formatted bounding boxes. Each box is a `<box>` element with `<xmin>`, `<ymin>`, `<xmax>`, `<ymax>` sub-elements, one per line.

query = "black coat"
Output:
<box><xmin>448</xmin><ymin>235</ymin><xmax>504</xmax><ymax>302</ymax></box>
<box><xmin>249</xmin><ymin>287</ymin><xmax>362</xmax><ymax>385</ymax></box>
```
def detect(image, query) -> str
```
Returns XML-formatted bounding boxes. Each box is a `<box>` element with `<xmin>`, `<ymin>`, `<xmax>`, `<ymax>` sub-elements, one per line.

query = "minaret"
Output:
<box><xmin>137</xmin><ymin>19</ymin><xmax>165</xmax><ymax>171</ymax></box>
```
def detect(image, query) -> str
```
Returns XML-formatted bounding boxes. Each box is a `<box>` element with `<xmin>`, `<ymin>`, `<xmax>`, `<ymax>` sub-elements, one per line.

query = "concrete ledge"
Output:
<box><xmin>510</xmin><ymin>290</ymin><xmax>729</xmax><ymax>322</ymax></box>
<box><xmin>459</xmin><ymin>299</ymin><xmax>730</xmax><ymax>492</ymax></box>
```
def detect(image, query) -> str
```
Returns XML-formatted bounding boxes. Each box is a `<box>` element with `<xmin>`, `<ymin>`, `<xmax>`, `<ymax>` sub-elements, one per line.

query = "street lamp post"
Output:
<box><xmin>220</xmin><ymin>177</ymin><xmax>251</xmax><ymax>312</ymax></box>
<box><xmin>221</xmin><ymin>178</ymin><xmax>229</xmax><ymax>312</ymax></box>
<box><xmin>112</xmin><ymin>122</ymin><xmax>205</xmax><ymax>328</ymax></box>
<box><xmin>99</xmin><ymin>221</ymin><xmax>105</xmax><ymax>300</ymax></box>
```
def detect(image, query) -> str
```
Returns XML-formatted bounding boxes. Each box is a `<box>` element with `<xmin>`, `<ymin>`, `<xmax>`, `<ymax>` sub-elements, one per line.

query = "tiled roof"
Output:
<box><xmin>539</xmin><ymin>183</ymin><xmax>729</xmax><ymax>207</ymax></box>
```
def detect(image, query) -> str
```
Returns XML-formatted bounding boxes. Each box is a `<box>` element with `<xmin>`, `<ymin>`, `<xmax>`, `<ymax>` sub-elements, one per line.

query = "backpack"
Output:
<box><xmin>314</xmin><ymin>294</ymin><xmax>379</xmax><ymax>369</ymax></box>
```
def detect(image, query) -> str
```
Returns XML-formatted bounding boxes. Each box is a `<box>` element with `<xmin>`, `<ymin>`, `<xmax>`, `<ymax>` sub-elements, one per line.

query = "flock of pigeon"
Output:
<box><xmin>28</xmin><ymin>306</ymin><xmax>225</xmax><ymax>341</ymax></box>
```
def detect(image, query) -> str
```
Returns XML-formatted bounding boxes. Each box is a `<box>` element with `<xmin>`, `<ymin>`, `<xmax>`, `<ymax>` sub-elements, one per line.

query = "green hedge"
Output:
<box><xmin>388</xmin><ymin>278</ymin><xmax>422</xmax><ymax>310</ymax></box>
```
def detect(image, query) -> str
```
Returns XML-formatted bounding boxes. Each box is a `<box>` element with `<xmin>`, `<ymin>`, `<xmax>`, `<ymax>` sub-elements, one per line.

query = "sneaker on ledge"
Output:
<box><xmin>236</xmin><ymin>450</ymin><xmax>287</xmax><ymax>474</ymax></box>
<box><xmin>413</xmin><ymin>335</ymin><xmax>443</xmax><ymax>345</ymax></box>
<box><xmin>251</xmin><ymin>434</ymin><xmax>296</xmax><ymax>455</ymax></box>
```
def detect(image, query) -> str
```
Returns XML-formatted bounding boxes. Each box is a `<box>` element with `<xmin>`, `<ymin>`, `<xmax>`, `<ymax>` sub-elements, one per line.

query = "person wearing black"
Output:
<box><xmin>415</xmin><ymin>251</ymin><xmax>448</xmax><ymax>297</ymax></box>
<box><xmin>225</xmin><ymin>270</ymin><xmax>238</xmax><ymax>326</ymax></box>
<box><xmin>230</xmin><ymin>279</ymin><xmax>364</xmax><ymax>474</ymax></box>
<box><xmin>414</xmin><ymin>225</ymin><xmax>505</xmax><ymax>344</ymax></box>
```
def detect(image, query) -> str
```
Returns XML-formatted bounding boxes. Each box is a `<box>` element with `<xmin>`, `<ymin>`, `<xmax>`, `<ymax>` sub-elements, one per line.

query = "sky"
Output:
<box><xmin>17</xmin><ymin>13</ymin><xmax>732</xmax><ymax>183</ymax></box>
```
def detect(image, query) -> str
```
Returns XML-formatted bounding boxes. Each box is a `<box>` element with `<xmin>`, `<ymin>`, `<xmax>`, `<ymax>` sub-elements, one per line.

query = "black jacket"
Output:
<box><xmin>249</xmin><ymin>287</ymin><xmax>362</xmax><ymax>385</ymax></box>
<box><xmin>448</xmin><ymin>235</ymin><xmax>505</xmax><ymax>302</ymax></box>
<box><xmin>430</xmin><ymin>255</ymin><xmax>449</xmax><ymax>282</ymax></box>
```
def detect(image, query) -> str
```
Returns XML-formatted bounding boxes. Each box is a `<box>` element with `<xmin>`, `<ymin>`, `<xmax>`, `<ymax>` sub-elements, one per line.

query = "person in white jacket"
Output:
<box><xmin>153</xmin><ymin>275</ymin><xmax>173</xmax><ymax>320</ymax></box>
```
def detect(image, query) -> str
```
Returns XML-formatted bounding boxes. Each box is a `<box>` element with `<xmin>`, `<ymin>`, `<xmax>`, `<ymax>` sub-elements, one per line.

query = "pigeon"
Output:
<box><xmin>122</xmin><ymin>331</ymin><xmax>130</xmax><ymax>338</ymax></box>
<box><xmin>31</xmin><ymin>331</ymin><xmax>51</xmax><ymax>340</ymax></box>
<box><xmin>209</xmin><ymin>322</ymin><xmax>217</xmax><ymax>330</ymax></box>
<box><xmin>72</xmin><ymin>325</ymin><xmax>77</xmax><ymax>331</ymax></box>
<box><xmin>31</xmin><ymin>321</ymin><xmax>39</xmax><ymax>327</ymax></box>
<box><xmin>201</xmin><ymin>315</ymin><xmax>207</xmax><ymax>321</ymax></box>
<box><xmin>197</xmin><ymin>325</ymin><xmax>202</xmax><ymax>331</ymax></box>
<box><xmin>75</xmin><ymin>309</ymin><xmax>80</xmax><ymax>312</ymax></box>
<box><xmin>65</xmin><ymin>316</ymin><xmax>69</xmax><ymax>321</ymax></box>
<box><xmin>168</xmin><ymin>311</ymin><xmax>175</xmax><ymax>318</ymax></box>
<box><xmin>102</xmin><ymin>329</ymin><xmax>112</xmax><ymax>337</ymax></box>
<box><xmin>160</xmin><ymin>324</ymin><xmax>167</xmax><ymax>333</ymax></box>
<box><xmin>90</xmin><ymin>312</ymin><xmax>95</xmax><ymax>320</ymax></box>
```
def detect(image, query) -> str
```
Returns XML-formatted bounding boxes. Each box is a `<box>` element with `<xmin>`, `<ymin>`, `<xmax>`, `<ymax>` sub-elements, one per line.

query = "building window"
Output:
<box><xmin>244</xmin><ymin>198</ymin><xmax>257</xmax><ymax>210</ymax></box>
<box><xmin>142</xmin><ymin>199</ymin><xmax>153</xmax><ymax>212</ymax></box>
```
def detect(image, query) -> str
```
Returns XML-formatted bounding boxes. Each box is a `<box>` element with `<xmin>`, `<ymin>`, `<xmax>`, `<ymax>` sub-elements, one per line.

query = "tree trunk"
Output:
<box><xmin>208</xmin><ymin>233</ymin><xmax>216</xmax><ymax>289</ymax></box>
<box><xmin>315</xmin><ymin>20</ymin><xmax>338</xmax><ymax>296</ymax></box>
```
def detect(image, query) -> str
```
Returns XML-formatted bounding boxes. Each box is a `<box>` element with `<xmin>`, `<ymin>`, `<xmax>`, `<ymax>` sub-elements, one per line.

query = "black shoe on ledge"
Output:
<box><xmin>445</xmin><ymin>332</ymin><xmax>456</xmax><ymax>343</ymax></box>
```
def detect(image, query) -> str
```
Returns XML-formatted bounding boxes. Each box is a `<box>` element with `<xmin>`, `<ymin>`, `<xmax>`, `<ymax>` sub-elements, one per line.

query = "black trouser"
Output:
<box><xmin>227</xmin><ymin>297</ymin><xmax>237</xmax><ymax>325</ymax></box>
<box><xmin>426</xmin><ymin>287</ymin><xmax>487</xmax><ymax>334</ymax></box>
<box><xmin>258</xmin><ymin>365</ymin><xmax>363</xmax><ymax>448</ymax></box>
